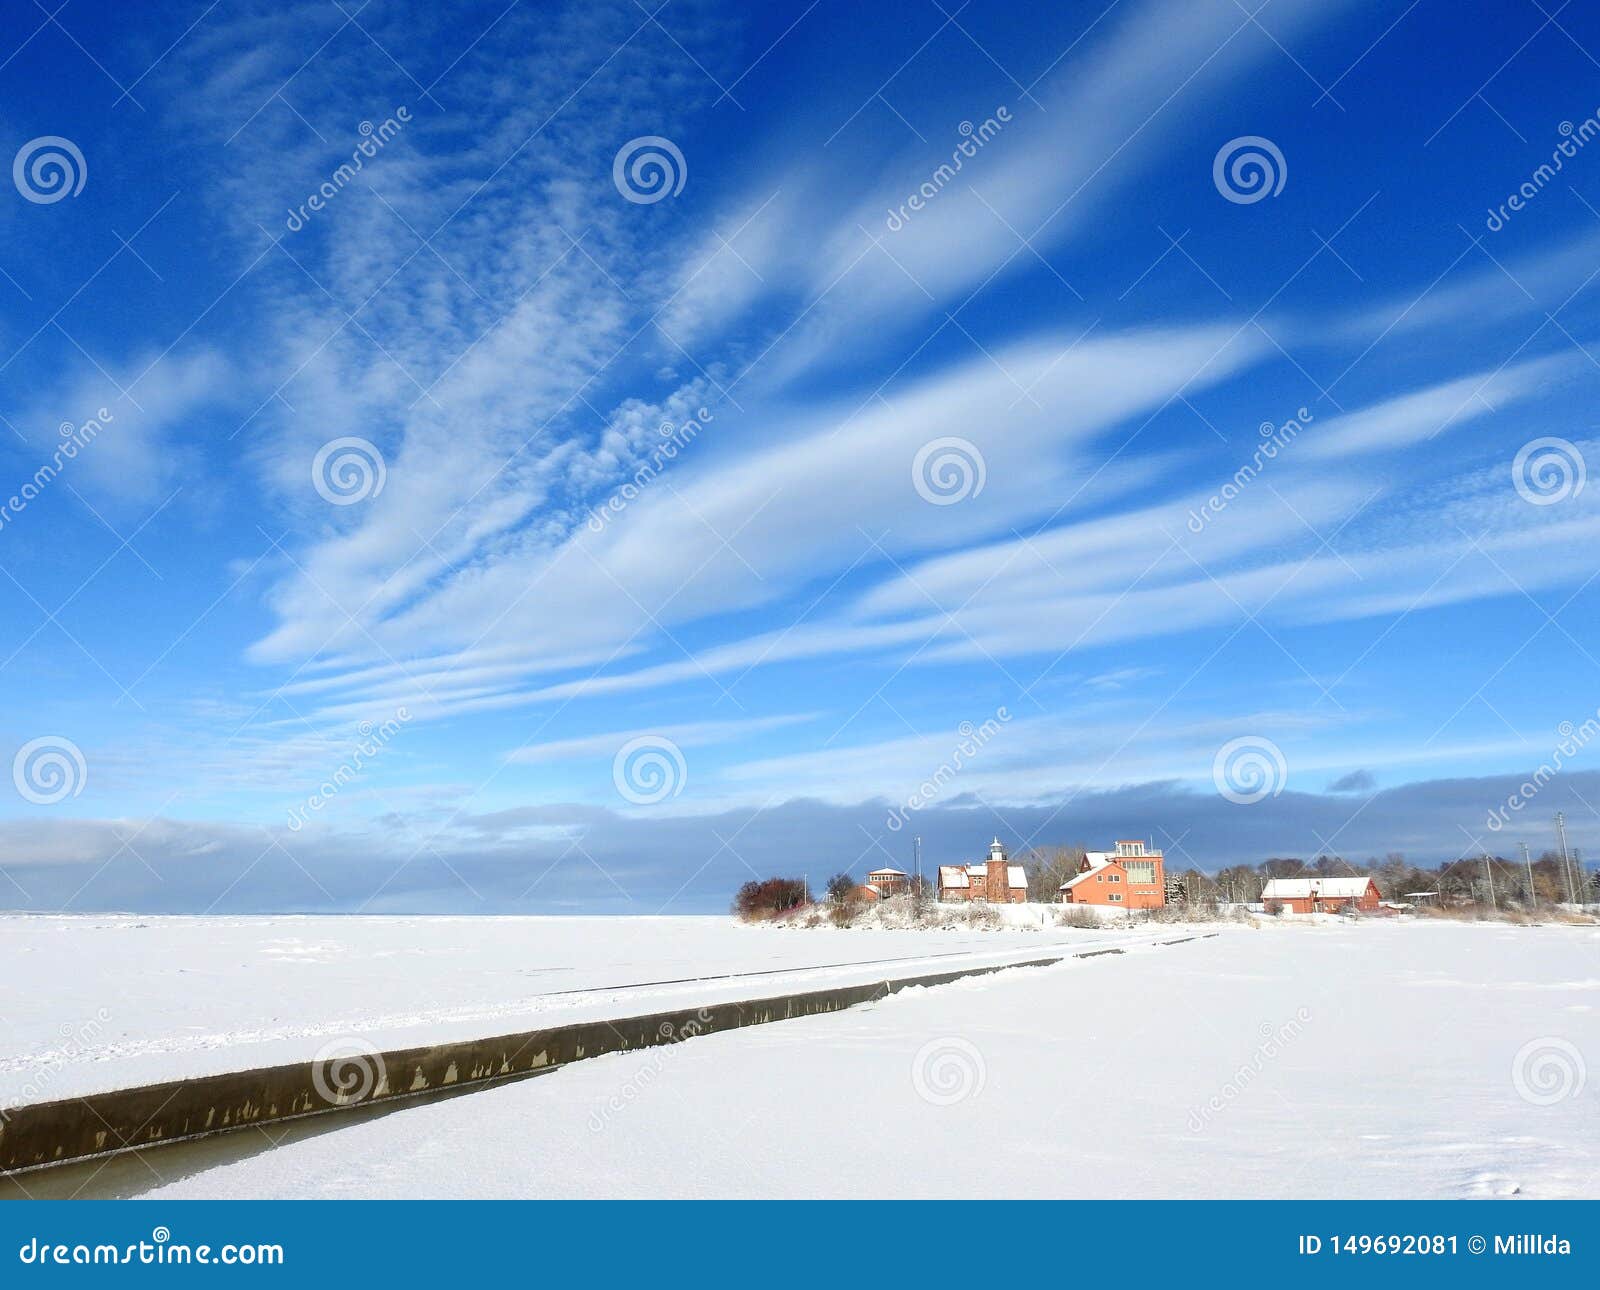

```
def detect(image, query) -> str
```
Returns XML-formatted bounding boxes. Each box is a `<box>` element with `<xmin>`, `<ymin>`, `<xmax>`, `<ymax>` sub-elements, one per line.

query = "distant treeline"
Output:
<box><xmin>733</xmin><ymin>848</ymin><xmax>1598</xmax><ymax>920</ymax></box>
<box><xmin>1020</xmin><ymin>845</ymin><xmax>1597</xmax><ymax>906</ymax></box>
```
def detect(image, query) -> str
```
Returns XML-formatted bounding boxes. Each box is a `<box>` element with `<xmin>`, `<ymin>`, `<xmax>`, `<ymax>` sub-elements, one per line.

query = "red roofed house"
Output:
<box><xmin>1060</xmin><ymin>840</ymin><xmax>1166</xmax><ymax>909</ymax></box>
<box><xmin>1260</xmin><ymin>876</ymin><xmax>1379</xmax><ymax>914</ymax></box>
<box><xmin>938</xmin><ymin>839</ymin><xmax>1028</xmax><ymax>904</ymax></box>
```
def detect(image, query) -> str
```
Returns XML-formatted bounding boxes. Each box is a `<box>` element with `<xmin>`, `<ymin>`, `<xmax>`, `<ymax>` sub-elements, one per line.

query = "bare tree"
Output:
<box><xmin>1018</xmin><ymin>844</ymin><xmax>1085</xmax><ymax>904</ymax></box>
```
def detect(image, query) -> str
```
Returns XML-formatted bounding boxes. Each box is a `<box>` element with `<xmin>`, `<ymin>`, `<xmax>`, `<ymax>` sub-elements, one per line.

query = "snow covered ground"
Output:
<box><xmin>124</xmin><ymin>919</ymin><xmax>1599</xmax><ymax>1199</ymax></box>
<box><xmin>0</xmin><ymin>912</ymin><xmax>1149</xmax><ymax>1105</ymax></box>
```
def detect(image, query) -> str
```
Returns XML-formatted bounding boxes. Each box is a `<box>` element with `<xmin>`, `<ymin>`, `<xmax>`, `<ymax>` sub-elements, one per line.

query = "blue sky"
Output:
<box><xmin>3</xmin><ymin>0</ymin><xmax>1600</xmax><ymax>912</ymax></box>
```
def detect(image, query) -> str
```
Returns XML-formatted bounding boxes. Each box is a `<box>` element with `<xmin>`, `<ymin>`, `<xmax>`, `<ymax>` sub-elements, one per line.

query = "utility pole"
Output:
<box><xmin>913</xmin><ymin>835</ymin><xmax>923</xmax><ymax>921</ymax></box>
<box><xmin>1556</xmin><ymin>812</ymin><xmax>1578</xmax><ymax>905</ymax></box>
<box><xmin>1520</xmin><ymin>842</ymin><xmax>1536</xmax><ymax>907</ymax></box>
<box><xmin>1481</xmin><ymin>854</ymin><xmax>1496</xmax><ymax>909</ymax></box>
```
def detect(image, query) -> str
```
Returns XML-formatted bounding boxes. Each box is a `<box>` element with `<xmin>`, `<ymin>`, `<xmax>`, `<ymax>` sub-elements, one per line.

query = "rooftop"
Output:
<box><xmin>1261</xmin><ymin>877</ymin><xmax>1375</xmax><ymax>899</ymax></box>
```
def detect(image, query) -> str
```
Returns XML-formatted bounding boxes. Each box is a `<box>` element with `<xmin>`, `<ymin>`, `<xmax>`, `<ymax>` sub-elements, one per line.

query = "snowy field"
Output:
<box><xmin>0</xmin><ymin>912</ymin><xmax>1148</xmax><ymax>1105</ymax></box>
<box><xmin>111</xmin><ymin>919</ymin><xmax>1600</xmax><ymax>1199</ymax></box>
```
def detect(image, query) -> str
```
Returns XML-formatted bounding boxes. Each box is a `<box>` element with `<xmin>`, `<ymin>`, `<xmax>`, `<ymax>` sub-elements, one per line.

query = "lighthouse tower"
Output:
<box><xmin>985</xmin><ymin>837</ymin><xmax>1009</xmax><ymax>897</ymax></box>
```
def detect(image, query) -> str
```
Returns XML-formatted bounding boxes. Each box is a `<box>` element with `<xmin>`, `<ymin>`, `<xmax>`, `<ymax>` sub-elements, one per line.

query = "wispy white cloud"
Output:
<box><xmin>505</xmin><ymin>713</ymin><xmax>813</xmax><ymax>763</ymax></box>
<box><xmin>684</xmin><ymin>0</ymin><xmax>1365</xmax><ymax>386</ymax></box>
<box><xmin>14</xmin><ymin>0</ymin><xmax>1598</xmax><ymax>917</ymax></box>
<box><xmin>1330</xmin><ymin>228</ymin><xmax>1600</xmax><ymax>345</ymax></box>
<box><xmin>3</xmin><ymin>349</ymin><xmax>232</xmax><ymax>511</ymax></box>
<box><xmin>270</xmin><ymin>321</ymin><xmax>1269</xmax><ymax>720</ymax></box>
<box><xmin>1299</xmin><ymin>353</ymin><xmax>1575</xmax><ymax>461</ymax></box>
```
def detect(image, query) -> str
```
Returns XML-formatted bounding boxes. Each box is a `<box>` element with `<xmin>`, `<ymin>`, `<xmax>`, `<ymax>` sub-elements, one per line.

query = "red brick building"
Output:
<box><xmin>1060</xmin><ymin>840</ymin><xmax>1166</xmax><ymax>909</ymax></box>
<box><xmin>1260</xmin><ymin>876</ymin><xmax>1379</xmax><ymax>914</ymax></box>
<box><xmin>865</xmin><ymin>867</ymin><xmax>910</xmax><ymax>898</ymax></box>
<box><xmin>938</xmin><ymin>839</ymin><xmax>1028</xmax><ymax>903</ymax></box>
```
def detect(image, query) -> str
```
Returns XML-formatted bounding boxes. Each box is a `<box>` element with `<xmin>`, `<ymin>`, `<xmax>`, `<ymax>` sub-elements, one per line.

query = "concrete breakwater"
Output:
<box><xmin>1</xmin><ymin>934</ymin><xmax>1214</xmax><ymax>1176</ymax></box>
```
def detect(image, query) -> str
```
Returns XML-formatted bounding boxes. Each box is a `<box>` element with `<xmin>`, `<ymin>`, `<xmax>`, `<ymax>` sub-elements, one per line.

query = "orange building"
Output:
<box><xmin>938</xmin><ymin>839</ymin><xmax>1028</xmax><ymax>904</ymax></box>
<box><xmin>865</xmin><ymin>867</ymin><xmax>910</xmax><ymax>898</ymax></box>
<box><xmin>1260</xmin><ymin>876</ymin><xmax>1379</xmax><ymax>914</ymax></box>
<box><xmin>1060</xmin><ymin>840</ymin><xmax>1166</xmax><ymax>909</ymax></box>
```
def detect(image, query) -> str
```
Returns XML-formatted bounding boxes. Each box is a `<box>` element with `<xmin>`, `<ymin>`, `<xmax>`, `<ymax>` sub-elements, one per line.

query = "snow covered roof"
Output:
<box><xmin>937</xmin><ymin>863</ymin><xmax>1027</xmax><ymax>889</ymax></box>
<box><xmin>866</xmin><ymin>867</ymin><xmax>907</xmax><ymax>877</ymax></box>
<box><xmin>1061</xmin><ymin>859</ymin><xmax>1116</xmax><ymax>890</ymax></box>
<box><xmin>1261</xmin><ymin>877</ymin><xmax>1374</xmax><ymax>899</ymax></box>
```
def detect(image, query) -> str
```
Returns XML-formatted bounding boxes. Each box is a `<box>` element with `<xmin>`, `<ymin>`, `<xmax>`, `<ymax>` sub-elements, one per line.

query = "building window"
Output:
<box><xmin>1123</xmin><ymin>860</ymin><xmax>1155</xmax><ymax>885</ymax></box>
<box><xmin>1109</xmin><ymin>893</ymin><xmax>1123</xmax><ymax>903</ymax></box>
